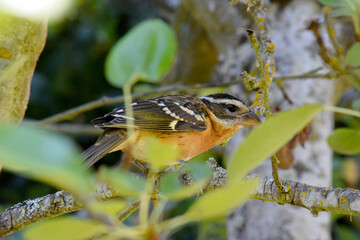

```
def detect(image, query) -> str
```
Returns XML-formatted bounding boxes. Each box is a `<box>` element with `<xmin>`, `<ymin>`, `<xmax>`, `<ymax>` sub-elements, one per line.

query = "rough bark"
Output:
<box><xmin>0</xmin><ymin>13</ymin><xmax>47</xmax><ymax>121</ymax></box>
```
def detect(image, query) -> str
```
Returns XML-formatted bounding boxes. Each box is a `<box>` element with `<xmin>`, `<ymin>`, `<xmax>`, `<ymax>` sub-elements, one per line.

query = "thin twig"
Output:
<box><xmin>245</xmin><ymin>0</ymin><xmax>282</xmax><ymax>191</ymax></box>
<box><xmin>118</xmin><ymin>199</ymin><xmax>140</xmax><ymax>222</ymax></box>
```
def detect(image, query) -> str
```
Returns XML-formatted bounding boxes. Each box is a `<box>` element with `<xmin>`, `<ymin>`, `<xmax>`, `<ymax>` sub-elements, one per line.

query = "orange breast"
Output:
<box><xmin>120</xmin><ymin>115</ymin><xmax>242</xmax><ymax>162</ymax></box>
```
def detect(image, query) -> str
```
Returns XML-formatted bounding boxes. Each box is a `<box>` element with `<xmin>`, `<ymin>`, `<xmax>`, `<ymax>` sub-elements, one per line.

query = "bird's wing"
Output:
<box><xmin>91</xmin><ymin>95</ymin><xmax>208</xmax><ymax>132</ymax></box>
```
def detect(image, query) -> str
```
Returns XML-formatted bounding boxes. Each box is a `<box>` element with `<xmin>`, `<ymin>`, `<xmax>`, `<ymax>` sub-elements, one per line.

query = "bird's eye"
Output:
<box><xmin>226</xmin><ymin>104</ymin><xmax>238</xmax><ymax>112</ymax></box>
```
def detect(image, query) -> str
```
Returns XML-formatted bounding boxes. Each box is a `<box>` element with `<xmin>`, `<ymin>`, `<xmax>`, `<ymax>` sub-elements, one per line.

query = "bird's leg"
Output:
<box><xmin>119</xmin><ymin>153</ymin><xmax>133</xmax><ymax>170</ymax></box>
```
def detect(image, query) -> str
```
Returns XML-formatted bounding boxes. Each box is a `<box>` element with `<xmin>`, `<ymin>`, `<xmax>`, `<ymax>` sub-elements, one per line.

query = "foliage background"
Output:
<box><xmin>1</xmin><ymin>0</ymin><xmax>360</xmax><ymax>239</ymax></box>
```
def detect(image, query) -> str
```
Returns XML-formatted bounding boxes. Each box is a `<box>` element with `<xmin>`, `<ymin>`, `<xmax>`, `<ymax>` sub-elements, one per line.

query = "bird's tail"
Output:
<box><xmin>81</xmin><ymin>129</ymin><xmax>127</xmax><ymax>168</ymax></box>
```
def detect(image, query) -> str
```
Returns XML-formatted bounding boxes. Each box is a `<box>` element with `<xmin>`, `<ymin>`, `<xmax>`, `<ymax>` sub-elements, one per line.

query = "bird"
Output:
<box><xmin>82</xmin><ymin>93</ymin><xmax>261</xmax><ymax>168</ymax></box>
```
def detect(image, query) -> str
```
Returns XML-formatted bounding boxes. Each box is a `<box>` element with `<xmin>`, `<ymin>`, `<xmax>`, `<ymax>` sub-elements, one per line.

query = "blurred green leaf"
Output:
<box><xmin>346</xmin><ymin>42</ymin><xmax>360</xmax><ymax>67</ymax></box>
<box><xmin>328</xmin><ymin>128</ymin><xmax>360</xmax><ymax>154</ymax></box>
<box><xmin>23</xmin><ymin>216</ymin><xmax>104</xmax><ymax>240</ymax></box>
<box><xmin>318</xmin><ymin>0</ymin><xmax>349</xmax><ymax>7</ymax></box>
<box><xmin>185</xmin><ymin>178</ymin><xmax>258</xmax><ymax>221</ymax></box>
<box><xmin>105</xmin><ymin>19</ymin><xmax>176</xmax><ymax>88</ymax></box>
<box><xmin>0</xmin><ymin>125</ymin><xmax>93</xmax><ymax>197</ymax></box>
<box><xmin>88</xmin><ymin>199</ymin><xmax>126</xmax><ymax>219</ymax></box>
<box><xmin>331</xmin><ymin>7</ymin><xmax>356</xmax><ymax>17</ymax></box>
<box><xmin>228</xmin><ymin>104</ymin><xmax>323</xmax><ymax>184</ymax></box>
<box><xmin>345</xmin><ymin>42</ymin><xmax>360</xmax><ymax>90</ymax></box>
<box><xmin>146</xmin><ymin>137</ymin><xmax>179</xmax><ymax>170</ymax></box>
<box><xmin>98</xmin><ymin>167</ymin><xmax>146</xmax><ymax>197</ymax></box>
<box><xmin>159</xmin><ymin>162</ymin><xmax>212</xmax><ymax>200</ymax></box>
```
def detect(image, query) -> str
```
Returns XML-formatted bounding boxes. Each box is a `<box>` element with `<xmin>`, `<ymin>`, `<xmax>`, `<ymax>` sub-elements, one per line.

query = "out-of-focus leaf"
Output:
<box><xmin>228</xmin><ymin>104</ymin><xmax>323</xmax><ymax>184</ymax></box>
<box><xmin>342</xmin><ymin>158</ymin><xmax>359</xmax><ymax>186</ymax></box>
<box><xmin>0</xmin><ymin>124</ymin><xmax>93</xmax><ymax>197</ymax></box>
<box><xmin>318</xmin><ymin>0</ymin><xmax>349</xmax><ymax>7</ymax></box>
<box><xmin>346</xmin><ymin>43</ymin><xmax>360</xmax><ymax>67</ymax></box>
<box><xmin>159</xmin><ymin>162</ymin><xmax>212</xmax><ymax>200</ymax></box>
<box><xmin>88</xmin><ymin>199</ymin><xmax>127</xmax><ymax>218</ymax></box>
<box><xmin>23</xmin><ymin>216</ymin><xmax>104</xmax><ymax>240</ymax></box>
<box><xmin>98</xmin><ymin>167</ymin><xmax>145</xmax><ymax>197</ymax></box>
<box><xmin>146</xmin><ymin>137</ymin><xmax>179</xmax><ymax>170</ymax></box>
<box><xmin>331</xmin><ymin>7</ymin><xmax>356</xmax><ymax>17</ymax></box>
<box><xmin>185</xmin><ymin>178</ymin><xmax>258</xmax><ymax>221</ymax></box>
<box><xmin>105</xmin><ymin>19</ymin><xmax>176</xmax><ymax>88</ymax></box>
<box><xmin>345</xmin><ymin>43</ymin><xmax>360</xmax><ymax>91</ymax></box>
<box><xmin>328</xmin><ymin>128</ymin><xmax>360</xmax><ymax>154</ymax></box>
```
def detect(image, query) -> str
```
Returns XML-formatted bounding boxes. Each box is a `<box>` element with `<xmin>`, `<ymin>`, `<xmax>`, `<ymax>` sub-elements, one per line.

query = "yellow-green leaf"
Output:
<box><xmin>146</xmin><ymin>137</ymin><xmax>179</xmax><ymax>170</ymax></box>
<box><xmin>159</xmin><ymin>162</ymin><xmax>212</xmax><ymax>200</ymax></box>
<box><xmin>23</xmin><ymin>217</ymin><xmax>104</xmax><ymax>240</ymax></box>
<box><xmin>328</xmin><ymin>128</ymin><xmax>360</xmax><ymax>154</ymax></box>
<box><xmin>98</xmin><ymin>167</ymin><xmax>145</xmax><ymax>197</ymax></box>
<box><xmin>228</xmin><ymin>104</ymin><xmax>323</xmax><ymax>184</ymax></box>
<box><xmin>88</xmin><ymin>199</ymin><xmax>127</xmax><ymax>219</ymax></box>
<box><xmin>0</xmin><ymin>125</ymin><xmax>94</xmax><ymax>198</ymax></box>
<box><xmin>185</xmin><ymin>178</ymin><xmax>258</xmax><ymax>221</ymax></box>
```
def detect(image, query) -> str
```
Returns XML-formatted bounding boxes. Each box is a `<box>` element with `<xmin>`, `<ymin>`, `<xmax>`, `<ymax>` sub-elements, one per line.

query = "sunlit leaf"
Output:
<box><xmin>146</xmin><ymin>137</ymin><xmax>179</xmax><ymax>170</ymax></box>
<box><xmin>318</xmin><ymin>0</ymin><xmax>349</xmax><ymax>7</ymax></box>
<box><xmin>328</xmin><ymin>128</ymin><xmax>360</xmax><ymax>154</ymax></box>
<box><xmin>185</xmin><ymin>178</ymin><xmax>258</xmax><ymax>221</ymax></box>
<box><xmin>88</xmin><ymin>199</ymin><xmax>127</xmax><ymax>219</ymax></box>
<box><xmin>331</xmin><ymin>7</ymin><xmax>356</xmax><ymax>17</ymax></box>
<box><xmin>345</xmin><ymin>42</ymin><xmax>360</xmax><ymax>91</ymax></box>
<box><xmin>159</xmin><ymin>162</ymin><xmax>212</xmax><ymax>200</ymax></box>
<box><xmin>105</xmin><ymin>19</ymin><xmax>176</xmax><ymax>88</ymax></box>
<box><xmin>228</xmin><ymin>104</ymin><xmax>323</xmax><ymax>184</ymax></box>
<box><xmin>98</xmin><ymin>167</ymin><xmax>146</xmax><ymax>197</ymax></box>
<box><xmin>0</xmin><ymin>124</ymin><xmax>93</xmax><ymax>197</ymax></box>
<box><xmin>23</xmin><ymin>216</ymin><xmax>104</xmax><ymax>240</ymax></box>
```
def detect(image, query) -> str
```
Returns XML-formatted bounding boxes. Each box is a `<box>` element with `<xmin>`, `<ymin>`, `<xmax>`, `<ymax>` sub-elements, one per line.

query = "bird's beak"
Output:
<box><xmin>237</xmin><ymin>110</ymin><xmax>261</xmax><ymax>127</ymax></box>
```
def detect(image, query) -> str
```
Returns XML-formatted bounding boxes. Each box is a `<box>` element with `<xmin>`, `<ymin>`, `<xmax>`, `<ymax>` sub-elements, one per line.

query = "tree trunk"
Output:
<box><xmin>225</xmin><ymin>1</ymin><xmax>332</xmax><ymax>239</ymax></box>
<box><xmin>170</xmin><ymin>0</ymin><xmax>333</xmax><ymax>239</ymax></box>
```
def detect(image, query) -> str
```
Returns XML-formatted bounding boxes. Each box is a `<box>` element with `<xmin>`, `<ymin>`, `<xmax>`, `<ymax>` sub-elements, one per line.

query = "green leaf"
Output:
<box><xmin>346</xmin><ymin>43</ymin><xmax>360</xmax><ymax>66</ymax></box>
<box><xmin>318</xmin><ymin>0</ymin><xmax>349</xmax><ymax>7</ymax></box>
<box><xmin>331</xmin><ymin>6</ymin><xmax>356</xmax><ymax>17</ymax></box>
<box><xmin>0</xmin><ymin>125</ymin><xmax>93</xmax><ymax>197</ymax></box>
<box><xmin>146</xmin><ymin>137</ymin><xmax>179</xmax><ymax>170</ymax></box>
<box><xmin>328</xmin><ymin>128</ymin><xmax>360</xmax><ymax>154</ymax></box>
<box><xmin>159</xmin><ymin>162</ymin><xmax>212</xmax><ymax>200</ymax></box>
<box><xmin>345</xmin><ymin>43</ymin><xmax>360</xmax><ymax>91</ymax></box>
<box><xmin>98</xmin><ymin>167</ymin><xmax>146</xmax><ymax>197</ymax></box>
<box><xmin>105</xmin><ymin>19</ymin><xmax>177</xmax><ymax>88</ymax></box>
<box><xmin>88</xmin><ymin>199</ymin><xmax>126</xmax><ymax>218</ymax></box>
<box><xmin>228</xmin><ymin>104</ymin><xmax>323</xmax><ymax>184</ymax></box>
<box><xmin>185</xmin><ymin>178</ymin><xmax>258</xmax><ymax>221</ymax></box>
<box><xmin>23</xmin><ymin>216</ymin><xmax>104</xmax><ymax>240</ymax></box>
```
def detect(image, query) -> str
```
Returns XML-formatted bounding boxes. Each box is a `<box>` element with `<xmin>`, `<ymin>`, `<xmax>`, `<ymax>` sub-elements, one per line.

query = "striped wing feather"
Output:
<box><xmin>92</xmin><ymin>95</ymin><xmax>207</xmax><ymax>132</ymax></box>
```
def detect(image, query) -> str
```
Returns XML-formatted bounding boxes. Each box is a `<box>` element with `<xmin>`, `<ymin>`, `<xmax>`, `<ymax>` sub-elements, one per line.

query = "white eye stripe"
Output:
<box><xmin>199</xmin><ymin>96</ymin><xmax>247</xmax><ymax>111</ymax></box>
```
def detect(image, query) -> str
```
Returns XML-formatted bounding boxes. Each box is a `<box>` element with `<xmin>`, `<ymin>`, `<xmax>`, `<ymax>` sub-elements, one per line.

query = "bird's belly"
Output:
<box><xmin>124</xmin><ymin>129</ymin><xmax>234</xmax><ymax>162</ymax></box>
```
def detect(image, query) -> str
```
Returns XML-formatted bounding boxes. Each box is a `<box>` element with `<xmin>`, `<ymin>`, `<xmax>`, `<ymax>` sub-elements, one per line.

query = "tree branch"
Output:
<box><xmin>1</xmin><ymin>159</ymin><xmax>360</xmax><ymax>237</ymax></box>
